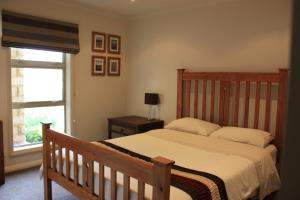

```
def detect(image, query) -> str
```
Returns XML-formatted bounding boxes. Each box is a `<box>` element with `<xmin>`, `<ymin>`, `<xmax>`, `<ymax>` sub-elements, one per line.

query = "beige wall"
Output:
<box><xmin>0</xmin><ymin>0</ymin><xmax>292</xmax><ymax>171</ymax></box>
<box><xmin>0</xmin><ymin>0</ymin><xmax>128</xmax><ymax>169</ymax></box>
<box><xmin>126</xmin><ymin>0</ymin><xmax>291</xmax><ymax>124</ymax></box>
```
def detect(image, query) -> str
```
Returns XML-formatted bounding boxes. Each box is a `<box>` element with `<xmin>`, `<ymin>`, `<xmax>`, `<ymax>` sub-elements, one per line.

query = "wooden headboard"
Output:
<box><xmin>177</xmin><ymin>68</ymin><xmax>288</xmax><ymax>161</ymax></box>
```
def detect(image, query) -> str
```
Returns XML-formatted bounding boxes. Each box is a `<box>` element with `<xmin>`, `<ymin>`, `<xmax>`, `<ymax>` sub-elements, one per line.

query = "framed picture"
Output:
<box><xmin>108</xmin><ymin>34</ymin><xmax>121</xmax><ymax>54</ymax></box>
<box><xmin>92</xmin><ymin>56</ymin><xmax>106</xmax><ymax>76</ymax></box>
<box><xmin>92</xmin><ymin>32</ymin><xmax>106</xmax><ymax>52</ymax></box>
<box><xmin>107</xmin><ymin>57</ymin><xmax>121</xmax><ymax>76</ymax></box>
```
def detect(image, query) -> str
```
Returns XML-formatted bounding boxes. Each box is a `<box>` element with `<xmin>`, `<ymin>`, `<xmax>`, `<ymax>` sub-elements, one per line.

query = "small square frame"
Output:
<box><xmin>92</xmin><ymin>32</ymin><xmax>106</xmax><ymax>53</ymax></box>
<box><xmin>92</xmin><ymin>56</ymin><xmax>106</xmax><ymax>76</ymax></box>
<box><xmin>108</xmin><ymin>34</ymin><xmax>121</xmax><ymax>54</ymax></box>
<box><xmin>107</xmin><ymin>57</ymin><xmax>121</xmax><ymax>76</ymax></box>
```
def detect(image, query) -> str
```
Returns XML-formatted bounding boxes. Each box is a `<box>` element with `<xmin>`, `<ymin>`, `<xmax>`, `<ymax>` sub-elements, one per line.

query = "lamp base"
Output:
<box><xmin>147</xmin><ymin>105</ymin><xmax>157</xmax><ymax>121</ymax></box>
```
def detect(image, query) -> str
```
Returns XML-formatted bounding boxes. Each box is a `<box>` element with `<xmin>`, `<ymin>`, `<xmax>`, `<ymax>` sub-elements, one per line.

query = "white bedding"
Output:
<box><xmin>57</xmin><ymin>129</ymin><xmax>280</xmax><ymax>200</ymax></box>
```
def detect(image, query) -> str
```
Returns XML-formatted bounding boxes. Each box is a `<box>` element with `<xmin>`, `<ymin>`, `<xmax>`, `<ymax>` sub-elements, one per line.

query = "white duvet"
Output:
<box><xmin>56</xmin><ymin>129</ymin><xmax>280</xmax><ymax>200</ymax></box>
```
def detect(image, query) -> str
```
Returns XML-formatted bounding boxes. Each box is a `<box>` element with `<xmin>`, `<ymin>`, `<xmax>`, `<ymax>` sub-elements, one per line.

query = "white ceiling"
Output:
<box><xmin>63</xmin><ymin>0</ymin><xmax>231</xmax><ymax>17</ymax></box>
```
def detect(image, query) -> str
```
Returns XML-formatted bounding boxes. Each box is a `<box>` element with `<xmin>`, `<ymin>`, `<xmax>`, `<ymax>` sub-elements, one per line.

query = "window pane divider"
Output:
<box><xmin>11</xmin><ymin>59</ymin><xmax>65</xmax><ymax>69</ymax></box>
<box><xmin>12</xmin><ymin>101</ymin><xmax>65</xmax><ymax>109</ymax></box>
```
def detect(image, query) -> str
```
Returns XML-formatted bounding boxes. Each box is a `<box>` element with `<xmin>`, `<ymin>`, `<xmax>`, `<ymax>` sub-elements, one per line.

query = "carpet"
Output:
<box><xmin>0</xmin><ymin>167</ymin><xmax>78</xmax><ymax>200</ymax></box>
<box><xmin>0</xmin><ymin>167</ymin><xmax>278</xmax><ymax>200</ymax></box>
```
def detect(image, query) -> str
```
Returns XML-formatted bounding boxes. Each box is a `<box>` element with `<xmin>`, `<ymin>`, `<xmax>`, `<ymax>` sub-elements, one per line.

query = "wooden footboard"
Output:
<box><xmin>42</xmin><ymin>123</ymin><xmax>175</xmax><ymax>200</ymax></box>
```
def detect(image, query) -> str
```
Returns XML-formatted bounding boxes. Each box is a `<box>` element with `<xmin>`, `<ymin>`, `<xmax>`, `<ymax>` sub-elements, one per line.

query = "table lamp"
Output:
<box><xmin>144</xmin><ymin>93</ymin><xmax>159</xmax><ymax>120</ymax></box>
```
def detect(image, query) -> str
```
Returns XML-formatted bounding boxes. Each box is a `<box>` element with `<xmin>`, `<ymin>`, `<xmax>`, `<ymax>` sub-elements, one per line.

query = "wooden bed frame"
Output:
<box><xmin>42</xmin><ymin>68</ymin><xmax>288</xmax><ymax>200</ymax></box>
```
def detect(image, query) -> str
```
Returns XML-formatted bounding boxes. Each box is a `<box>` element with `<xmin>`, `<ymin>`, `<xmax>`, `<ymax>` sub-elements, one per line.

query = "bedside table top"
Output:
<box><xmin>108</xmin><ymin>116</ymin><xmax>164</xmax><ymax>139</ymax></box>
<box><xmin>108</xmin><ymin>115</ymin><xmax>163</xmax><ymax>126</ymax></box>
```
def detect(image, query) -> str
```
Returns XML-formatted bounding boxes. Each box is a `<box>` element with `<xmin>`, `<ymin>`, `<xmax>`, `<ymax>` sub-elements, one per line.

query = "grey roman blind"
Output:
<box><xmin>1</xmin><ymin>10</ymin><xmax>80</xmax><ymax>54</ymax></box>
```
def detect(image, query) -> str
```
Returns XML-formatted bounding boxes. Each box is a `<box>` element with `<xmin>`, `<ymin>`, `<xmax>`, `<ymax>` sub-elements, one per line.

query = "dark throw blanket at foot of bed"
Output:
<box><xmin>99</xmin><ymin>141</ymin><xmax>228</xmax><ymax>200</ymax></box>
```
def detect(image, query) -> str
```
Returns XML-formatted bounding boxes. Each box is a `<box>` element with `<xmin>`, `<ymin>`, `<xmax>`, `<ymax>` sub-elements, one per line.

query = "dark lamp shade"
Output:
<box><xmin>144</xmin><ymin>93</ymin><xmax>159</xmax><ymax>105</ymax></box>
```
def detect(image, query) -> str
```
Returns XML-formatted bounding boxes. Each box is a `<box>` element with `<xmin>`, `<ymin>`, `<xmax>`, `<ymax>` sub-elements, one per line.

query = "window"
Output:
<box><xmin>10</xmin><ymin>48</ymin><xmax>67</xmax><ymax>151</ymax></box>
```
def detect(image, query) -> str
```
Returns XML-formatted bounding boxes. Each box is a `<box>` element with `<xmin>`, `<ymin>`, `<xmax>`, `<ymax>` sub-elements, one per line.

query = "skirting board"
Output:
<box><xmin>5</xmin><ymin>159</ymin><xmax>42</xmax><ymax>173</ymax></box>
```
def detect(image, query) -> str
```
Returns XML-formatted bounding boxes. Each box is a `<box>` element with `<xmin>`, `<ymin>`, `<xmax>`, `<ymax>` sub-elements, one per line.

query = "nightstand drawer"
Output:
<box><xmin>111</xmin><ymin>125</ymin><xmax>136</xmax><ymax>135</ymax></box>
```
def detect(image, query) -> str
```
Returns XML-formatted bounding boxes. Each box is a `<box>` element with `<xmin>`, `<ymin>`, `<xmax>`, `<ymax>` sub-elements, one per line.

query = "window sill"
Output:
<box><xmin>11</xmin><ymin>143</ymin><xmax>43</xmax><ymax>157</ymax></box>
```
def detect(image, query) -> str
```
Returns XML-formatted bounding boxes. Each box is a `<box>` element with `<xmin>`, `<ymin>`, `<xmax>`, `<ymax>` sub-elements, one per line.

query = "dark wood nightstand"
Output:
<box><xmin>108</xmin><ymin>116</ymin><xmax>164</xmax><ymax>139</ymax></box>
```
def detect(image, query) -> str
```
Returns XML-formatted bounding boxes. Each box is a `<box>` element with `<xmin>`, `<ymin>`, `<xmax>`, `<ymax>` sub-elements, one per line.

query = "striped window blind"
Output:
<box><xmin>1</xmin><ymin>10</ymin><xmax>80</xmax><ymax>54</ymax></box>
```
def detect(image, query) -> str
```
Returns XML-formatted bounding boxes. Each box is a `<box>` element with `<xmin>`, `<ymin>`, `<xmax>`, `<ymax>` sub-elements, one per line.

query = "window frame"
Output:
<box><xmin>9</xmin><ymin>48</ymin><xmax>67</xmax><ymax>153</ymax></box>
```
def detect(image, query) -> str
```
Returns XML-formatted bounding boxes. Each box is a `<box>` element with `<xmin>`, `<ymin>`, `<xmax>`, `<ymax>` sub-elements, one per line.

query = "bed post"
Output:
<box><xmin>177</xmin><ymin>69</ymin><xmax>186</xmax><ymax>119</ymax></box>
<box><xmin>275</xmin><ymin>68</ymin><xmax>289</xmax><ymax>163</ymax></box>
<box><xmin>42</xmin><ymin>123</ymin><xmax>52</xmax><ymax>200</ymax></box>
<box><xmin>152</xmin><ymin>156</ymin><xmax>175</xmax><ymax>200</ymax></box>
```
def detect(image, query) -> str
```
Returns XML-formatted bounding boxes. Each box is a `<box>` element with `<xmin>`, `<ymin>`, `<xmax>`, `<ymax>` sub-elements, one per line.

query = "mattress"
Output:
<box><xmin>56</xmin><ymin>129</ymin><xmax>280</xmax><ymax>200</ymax></box>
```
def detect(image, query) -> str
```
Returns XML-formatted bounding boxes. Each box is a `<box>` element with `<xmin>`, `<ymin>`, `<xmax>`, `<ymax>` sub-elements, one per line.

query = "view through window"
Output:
<box><xmin>11</xmin><ymin>48</ymin><xmax>66</xmax><ymax>150</ymax></box>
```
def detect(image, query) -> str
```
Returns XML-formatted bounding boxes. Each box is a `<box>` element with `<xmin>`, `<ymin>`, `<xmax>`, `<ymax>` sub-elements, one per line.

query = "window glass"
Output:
<box><xmin>11</xmin><ymin>68</ymin><xmax>63</xmax><ymax>102</ymax></box>
<box><xmin>13</xmin><ymin>106</ymin><xmax>65</xmax><ymax>148</ymax></box>
<box><xmin>11</xmin><ymin>48</ymin><xmax>63</xmax><ymax>63</ymax></box>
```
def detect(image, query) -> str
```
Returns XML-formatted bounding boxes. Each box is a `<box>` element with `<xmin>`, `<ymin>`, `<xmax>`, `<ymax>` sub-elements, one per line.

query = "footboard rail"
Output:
<box><xmin>42</xmin><ymin>123</ymin><xmax>175</xmax><ymax>200</ymax></box>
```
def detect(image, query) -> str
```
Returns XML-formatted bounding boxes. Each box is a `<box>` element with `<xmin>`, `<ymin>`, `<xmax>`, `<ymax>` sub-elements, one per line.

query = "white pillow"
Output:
<box><xmin>210</xmin><ymin>127</ymin><xmax>273</xmax><ymax>148</ymax></box>
<box><xmin>165</xmin><ymin>117</ymin><xmax>221</xmax><ymax>136</ymax></box>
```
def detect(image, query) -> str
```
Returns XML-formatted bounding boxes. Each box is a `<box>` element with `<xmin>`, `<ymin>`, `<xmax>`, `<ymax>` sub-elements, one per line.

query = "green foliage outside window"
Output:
<box><xmin>24</xmin><ymin>115</ymin><xmax>57</xmax><ymax>143</ymax></box>
<box><xmin>25</xmin><ymin>130</ymin><xmax>42</xmax><ymax>143</ymax></box>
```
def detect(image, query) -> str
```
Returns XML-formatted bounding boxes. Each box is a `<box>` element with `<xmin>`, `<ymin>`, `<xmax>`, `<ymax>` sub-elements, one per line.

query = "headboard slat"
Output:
<box><xmin>218</xmin><ymin>81</ymin><xmax>225</xmax><ymax>125</ymax></box>
<box><xmin>254</xmin><ymin>81</ymin><xmax>261</xmax><ymax>129</ymax></box>
<box><xmin>185</xmin><ymin>80</ymin><xmax>191</xmax><ymax>117</ymax></box>
<box><xmin>234</xmin><ymin>81</ymin><xmax>241</xmax><ymax>126</ymax></box>
<box><xmin>244</xmin><ymin>81</ymin><xmax>251</xmax><ymax>128</ymax></box>
<box><xmin>223</xmin><ymin>81</ymin><xmax>231</xmax><ymax>126</ymax></box>
<box><xmin>265</xmin><ymin>82</ymin><xmax>272</xmax><ymax>131</ymax></box>
<box><xmin>194</xmin><ymin>80</ymin><xmax>199</xmax><ymax>118</ymax></box>
<box><xmin>210</xmin><ymin>80</ymin><xmax>216</xmax><ymax>122</ymax></box>
<box><xmin>176</xmin><ymin>69</ymin><xmax>185</xmax><ymax>119</ymax></box>
<box><xmin>202</xmin><ymin>80</ymin><xmax>207</xmax><ymax>120</ymax></box>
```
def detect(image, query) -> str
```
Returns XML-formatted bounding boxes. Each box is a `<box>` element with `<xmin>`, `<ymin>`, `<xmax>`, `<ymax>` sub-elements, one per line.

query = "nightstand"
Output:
<box><xmin>108</xmin><ymin>116</ymin><xmax>164</xmax><ymax>139</ymax></box>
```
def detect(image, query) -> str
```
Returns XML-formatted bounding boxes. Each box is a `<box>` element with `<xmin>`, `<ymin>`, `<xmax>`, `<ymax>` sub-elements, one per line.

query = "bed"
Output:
<box><xmin>42</xmin><ymin>68</ymin><xmax>288</xmax><ymax>200</ymax></box>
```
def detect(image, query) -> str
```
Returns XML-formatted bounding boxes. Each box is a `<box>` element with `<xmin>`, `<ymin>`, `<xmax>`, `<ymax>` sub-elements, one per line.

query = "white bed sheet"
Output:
<box><xmin>265</xmin><ymin>145</ymin><xmax>277</xmax><ymax>164</ymax></box>
<box><xmin>144</xmin><ymin>129</ymin><xmax>280</xmax><ymax>199</ymax></box>
<box><xmin>57</xmin><ymin>129</ymin><xmax>280</xmax><ymax>200</ymax></box>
